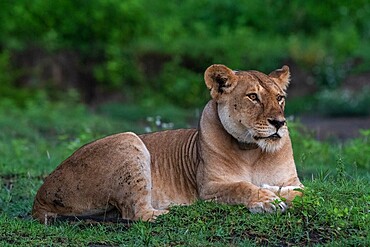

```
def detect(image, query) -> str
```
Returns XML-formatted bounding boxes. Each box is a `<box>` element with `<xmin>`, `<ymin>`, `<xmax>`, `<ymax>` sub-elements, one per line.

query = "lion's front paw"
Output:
<box><xmin>248</xmin><ymin>190</ymin><xmax>287</xmax><ymax>213</ymax></box>
<box><xmin>262</xmin><ymin>184</ymin><xmax>302</xmax><ymax>194</ymax></box>
<box><xmin>261</xmin><ymin>184</ymin><xmax>304</xmax><ymax>205</ymax></box>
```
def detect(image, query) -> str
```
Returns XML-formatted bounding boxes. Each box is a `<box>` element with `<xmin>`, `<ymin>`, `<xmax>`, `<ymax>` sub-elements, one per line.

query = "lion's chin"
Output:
<box><xmin>256</xmin><ymin>138</ymin><xmax>285</xmax><ymax>153</ymax></box>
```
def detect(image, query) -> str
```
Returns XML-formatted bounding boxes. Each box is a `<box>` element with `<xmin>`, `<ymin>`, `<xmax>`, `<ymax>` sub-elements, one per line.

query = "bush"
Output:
<box><xmin>289</xmin><ymin>121</ymin><xmax>370</xmax><ymax>179</ymax></box>
<box><xmin>343</xmin><ymin>129</ymin><xmax>370</xmax><ymax>170</ymax></box>
<box><xmin>317</xmin><ymin>88</ymin><xmax>370</xmax><ymax>116</ymax></box>
<box><xmin>1</xmin><ymin>0</ymin><xmax>370</xmax><ymax>107</ymax></box>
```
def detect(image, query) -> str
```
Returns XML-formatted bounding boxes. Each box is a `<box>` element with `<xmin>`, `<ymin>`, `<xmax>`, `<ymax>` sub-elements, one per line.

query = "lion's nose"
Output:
<box><xmin>268</xmin><ymin>118</ymin><xmax>286</xmax><ymax>130</ymax></box>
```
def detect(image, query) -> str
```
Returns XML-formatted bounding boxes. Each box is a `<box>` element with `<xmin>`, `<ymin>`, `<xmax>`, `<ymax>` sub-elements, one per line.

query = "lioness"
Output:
<box><xmin>33</xmin><ymin>64</ymin><xmax>303</xmax><ymax>224</ymax></box>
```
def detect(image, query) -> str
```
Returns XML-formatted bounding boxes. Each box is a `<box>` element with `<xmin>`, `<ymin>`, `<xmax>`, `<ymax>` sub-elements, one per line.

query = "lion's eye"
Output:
<box><xmin>277</xmin><ymin>95</ymin><xmax>285</xmax><ymax>102</ymax></box>
<box><xmin>247</xmin><ymin>93</ymin><xmax>259</xmax><ymax>101</ymax></box>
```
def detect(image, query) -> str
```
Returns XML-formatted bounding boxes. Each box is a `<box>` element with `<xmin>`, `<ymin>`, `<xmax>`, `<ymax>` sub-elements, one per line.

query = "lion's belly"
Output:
<box><xmin>139</xmin><ymin>129</ymin><xmax>199</xmax><ymax>210</ymax></box>
<box><xmin>151</xmin><ymin>186</ymin><xmax>196</xmax><ymax>209</ymax></box>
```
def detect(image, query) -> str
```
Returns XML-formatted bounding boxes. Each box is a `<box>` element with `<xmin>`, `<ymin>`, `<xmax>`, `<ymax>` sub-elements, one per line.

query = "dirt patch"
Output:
<box><xmin>300</xmin><ymin>115</ymin><xmax>370</xmax><ymax>141</ymax></box>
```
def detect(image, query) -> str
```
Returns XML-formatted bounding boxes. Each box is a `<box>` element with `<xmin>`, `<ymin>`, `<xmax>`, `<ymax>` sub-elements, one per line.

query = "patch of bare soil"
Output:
<box><xmin>300</xmin><ymin>115</ymin><xmax>370</xmax><ymax>141</ymax></box>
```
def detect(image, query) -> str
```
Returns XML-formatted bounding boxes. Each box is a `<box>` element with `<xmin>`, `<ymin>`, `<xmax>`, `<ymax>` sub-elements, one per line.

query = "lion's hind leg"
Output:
<box><xmin>32</xmin><ymin>193</ymin><xmax>65</xmax><ymax>225</ymax></box>
<box><xmin>32</xmin><ymin>132</ymin><xmax>168</xmax><ymax>224</ymax></box>
<box><xmin>110</xmin><ymin>133</ymin><xmax>169</xmax><ymax>222</ymax></box>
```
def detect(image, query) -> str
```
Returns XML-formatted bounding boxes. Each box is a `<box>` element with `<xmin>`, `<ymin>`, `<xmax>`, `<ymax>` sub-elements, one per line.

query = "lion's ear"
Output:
<box><xmin>269</xmin><ymin>65</ymin><xmax>290</xmax><ymax>91</ymax></box>
<box><xmin>204</xmin><ymin>64</ymin><xmax>238</xmax><ymax>99</ymax></box>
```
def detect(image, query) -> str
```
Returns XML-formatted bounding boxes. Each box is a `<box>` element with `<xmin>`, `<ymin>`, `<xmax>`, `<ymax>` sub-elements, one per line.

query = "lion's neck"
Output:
<box><xmin>198</xmin><ymin>101</ymin><xmax>259</xmax><ymax>152</ymax></box>
<box><xmin>237</xmin><ymin>142</ymin><xmax>259</xmax><ymax>150</ymax></box>
<box><xmin>196</xmin><ymin>101</ymin><xmax>263</xmax><ymax>190</ymax></box>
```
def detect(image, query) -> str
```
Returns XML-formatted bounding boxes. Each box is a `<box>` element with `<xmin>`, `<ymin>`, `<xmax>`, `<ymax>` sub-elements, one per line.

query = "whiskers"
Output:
<box><xmin>253</xmin><ymin>125</ymin><xmax>288</xmax><ymax>153</ymax></box>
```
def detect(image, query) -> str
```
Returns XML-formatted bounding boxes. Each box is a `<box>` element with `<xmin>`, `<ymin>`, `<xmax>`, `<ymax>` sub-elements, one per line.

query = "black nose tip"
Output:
<box><xmin>268</xmin><ymin>118</ymin><xmax>286</xmax><ymax>129</ymax></box>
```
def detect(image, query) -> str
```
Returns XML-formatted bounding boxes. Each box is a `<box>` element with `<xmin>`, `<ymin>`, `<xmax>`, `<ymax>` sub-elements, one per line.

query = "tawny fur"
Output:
<box><xmin>32</xmin><ymin>64</ymin><xmax>303</xmax><ymax>224</ymax></box>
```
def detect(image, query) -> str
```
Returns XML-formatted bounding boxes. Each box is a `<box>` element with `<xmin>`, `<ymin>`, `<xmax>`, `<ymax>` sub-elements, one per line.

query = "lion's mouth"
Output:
<box><xmin>254</xmin><ymin>133</ymin><xmax>281</xmax><ymax>140</ymax></box>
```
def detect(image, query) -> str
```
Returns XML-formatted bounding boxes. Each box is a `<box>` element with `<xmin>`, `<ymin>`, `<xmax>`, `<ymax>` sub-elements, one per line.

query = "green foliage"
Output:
<box><xmin>0</xmin><ymin>0</ymin><xmax>148</xmax><ymax>101</ymax></box>
<box><xmin>343</xmin><ymin>129</ymin><xmax>370</xmax><ymax>170</ymax></box>
<box><xmin>1</xmin><ymin>1</ymin><xmax>370</xmax><ymax>108</ymax></box>
<box><xmin>0</xmin><ymin>0</ymin><xmax>147</xmax><ymax>53</ymax></box>
<box><xmin>0</xmin><ymin>51</ymin><xmax>32</xmax><ymax>103</ymax></box>
<box><xmin>285</xmin><ymin>95</ymin><xmax>317</xmax><ymax>116</ymax></box>
<box><xmin>317</xmin><ymin>88</ymin><xmax>370</xmax><ymax>116</ymax></box>
<box><xmin>290</xmin><ymin>179</ymin><xmax>369</xmax><ymax>245</ymax></box>
<box><xmin>157</xmin><ymin>61</ymin><xmax>208</xmax><ymax>107</ymax></box>
<box><xmin>289</xmin><ymin>121</ymin><xmax>370</xmax><ymax>179</ymax></box>
<box><xmin>0</xmin><ymin>95</ymin><xmax>128</xmax><ymax>176</ymax></box>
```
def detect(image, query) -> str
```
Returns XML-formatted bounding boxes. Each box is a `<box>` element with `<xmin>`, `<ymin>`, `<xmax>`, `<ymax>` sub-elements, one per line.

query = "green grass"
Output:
<box><xmin>1</xmin><ymin>177</ymin><xmax>369</xmax><ymax>246</ymax></box>
<box><xmin>1</xmin><ymin>97</ymin><xmax>369</xmax><ymax>246</ymax></box>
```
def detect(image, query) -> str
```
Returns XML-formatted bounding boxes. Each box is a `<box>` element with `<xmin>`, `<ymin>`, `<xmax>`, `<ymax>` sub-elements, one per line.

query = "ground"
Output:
<box><xmin>301</xmin><ymin>115</ymin><xmax>370</xmax><ymax>141</ymax></box>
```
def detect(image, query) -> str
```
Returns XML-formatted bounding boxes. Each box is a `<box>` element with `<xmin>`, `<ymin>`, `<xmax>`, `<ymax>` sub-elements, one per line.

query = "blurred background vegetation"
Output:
<box><xmin>1</xmin><ymin>0</ymin><xmax>370</xmax><ymax>111</ymax></box>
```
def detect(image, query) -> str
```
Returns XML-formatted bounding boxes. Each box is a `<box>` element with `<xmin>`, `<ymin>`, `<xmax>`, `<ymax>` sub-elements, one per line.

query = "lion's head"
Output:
<box><xmin>204</xmin><ymin>64</ymin><xmax>291</xmax><ymax>152</ymax></box>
